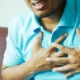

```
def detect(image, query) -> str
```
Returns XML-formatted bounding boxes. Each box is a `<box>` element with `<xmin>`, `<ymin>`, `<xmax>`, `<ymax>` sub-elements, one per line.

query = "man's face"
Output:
<box><xmin>25</xmin><ymin>0</ymin><xmax>63</xmax><ymax>18</ymax></box>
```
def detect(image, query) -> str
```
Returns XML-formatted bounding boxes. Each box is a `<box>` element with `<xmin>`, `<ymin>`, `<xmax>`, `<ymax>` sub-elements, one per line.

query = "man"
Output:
<box><xmin>1</xmin><ymin>0</ymin><xmax>80</xmax><ymax>80</ymax></box>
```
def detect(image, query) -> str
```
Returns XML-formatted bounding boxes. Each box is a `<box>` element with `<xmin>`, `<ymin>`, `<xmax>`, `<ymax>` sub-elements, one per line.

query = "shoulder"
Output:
<box><xmin>7</xmin><ymin>9</ymin><xmax>35</xmax><ymax>47</ymax></box>
<box><xmin>9</xmin><ymin>9</ymin><xmax>33</xmax><ymax>29</ymax></box>
<box><xmin>8</xmin><ymin>9</ymin><xmax>34</xmax><ymax>36</ymax></box>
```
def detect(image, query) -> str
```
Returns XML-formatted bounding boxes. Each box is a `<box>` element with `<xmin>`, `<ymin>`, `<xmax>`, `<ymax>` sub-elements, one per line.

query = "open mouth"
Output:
<box><xmin>31</xmin><ymin>0</ymin><xmax>46</xmax><ymax>10</ymax></box>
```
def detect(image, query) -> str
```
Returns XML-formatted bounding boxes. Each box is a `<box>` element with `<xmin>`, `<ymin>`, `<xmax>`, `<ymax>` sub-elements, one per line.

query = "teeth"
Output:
<box><xmin>33</xmin><ymin>1</ymin><xmax>45</xmax><ymax>6</ymax></box>
<box><xmin>35</xmin><ymin>2</ymin><xmax>44</xmax><ymax>6</ymax></box>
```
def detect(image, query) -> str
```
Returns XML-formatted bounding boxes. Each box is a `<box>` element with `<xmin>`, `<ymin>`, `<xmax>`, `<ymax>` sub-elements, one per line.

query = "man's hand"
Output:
<box><xmin>49</xmin><ymin>43</ymin><xmax>80</xmax><ymax>78</ymax></box>
<box><xmin>46</xmin><ymin>28</ymin><xmax>80</xmax><ymax>78</ymax></box>
<box><xmin>30</xmin><ymin>32</ymin><xmax>67</xmax><ymax>72</ymax></box>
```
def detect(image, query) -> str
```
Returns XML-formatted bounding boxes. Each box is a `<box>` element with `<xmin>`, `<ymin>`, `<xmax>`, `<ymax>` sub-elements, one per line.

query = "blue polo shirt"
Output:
<box><xmin>3</xmin><ymin>0</ymin><xmax>80</xmax><ymax>80</ymax></box>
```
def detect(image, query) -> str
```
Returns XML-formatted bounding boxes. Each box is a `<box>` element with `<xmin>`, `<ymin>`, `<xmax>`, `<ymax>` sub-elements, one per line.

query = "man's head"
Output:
<box><xmin>25</xmin><ymin>0</ymin><xmax>65</xmax><ymax>18</ymax></box>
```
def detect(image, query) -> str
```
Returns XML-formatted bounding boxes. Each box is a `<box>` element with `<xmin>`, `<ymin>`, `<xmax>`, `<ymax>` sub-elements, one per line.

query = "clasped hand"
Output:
<box><xmin>31</xmin><ymin>32</ymin><xmax>67</xmax><ymax>75</ymax></box>
<box><xmin>47</xmin><ymin>28</ymin><xmax>80</xmax><ymax>78</ymax></box>
<box><xmin>47</xmin><ymin>42</ymin><xmax>80</xmax><ymax>78</ymax></box>
<box><xmin>31</xmin><ymin>28</ymin><xmax>80</xmax><ymax>78</ymax></box>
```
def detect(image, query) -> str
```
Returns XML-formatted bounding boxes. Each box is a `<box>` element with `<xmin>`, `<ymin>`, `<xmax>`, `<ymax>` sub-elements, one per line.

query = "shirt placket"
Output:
<box><xmin>40</xmin><ymin>26</ymin><xmax>52</xmax><ymax>48</ymax></box>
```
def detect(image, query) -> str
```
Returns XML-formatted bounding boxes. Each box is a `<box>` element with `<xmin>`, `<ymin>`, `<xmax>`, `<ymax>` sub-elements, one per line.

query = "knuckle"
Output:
<box><xmin>60</xmin><ymin>52</ymin><xmax>65</xmax><ymax>56</ymax></box>
<box><xmin>66</xmin><ymin>73</ymin><xmax>71</xmax><ymax>77</ymax></box>
<box><xmin>78</xmin><ymin>68</ymin><xmax>80</xmax><ymax>71</ymax></box>
<box><xmin>70</xmin><ymin>71</ymin><xmax>73</xmax><ymax>75</ymax></box>
<box><xmin>76</xmin><ymin>64</ymin><xmax>80</xmax><ymax>68</ymax></box>
<box><xmin>72</xmin><ymin>50</ymin><xmax>78</xmax><ymax>55</ymax></box>
<box><xmin>67</xmin><ymin>49</ymin><xmax>72</xmax><ymax>54</ymax></box>
<box><xmin>70</xmin><ymin>59</ymin><xmax>77</xmax><ymax>64</ymax></box>
<box><xmin>59</xmin><ymin>60</ymin><xmax>64</xmax><ymax>63</ymax></box>
<box><xmin>60</xmin><ymin>46</ymin><xmax>65</xmax><ymax>50</ymax></box>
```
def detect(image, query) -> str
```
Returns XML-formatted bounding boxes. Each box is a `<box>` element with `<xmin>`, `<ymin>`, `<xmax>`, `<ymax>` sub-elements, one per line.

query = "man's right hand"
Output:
<box><xmin>29</xmin><ymin>32</ymin><xmax>67</xmax><ymax>72</ymax></box>
<box><xmin>1</xmin><ymin>32</ymin><xmax>67</xmax><ymax>80</ymax></box>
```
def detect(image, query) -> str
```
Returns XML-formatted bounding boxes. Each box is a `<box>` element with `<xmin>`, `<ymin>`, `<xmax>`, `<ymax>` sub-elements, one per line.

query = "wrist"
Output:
<box><xmin>24</xmin><ymin>59</ymin><xmax>39</xmax><ymax>74</ymax></box>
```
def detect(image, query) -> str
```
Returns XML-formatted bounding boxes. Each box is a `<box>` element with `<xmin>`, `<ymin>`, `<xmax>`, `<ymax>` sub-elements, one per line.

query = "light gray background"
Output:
<box><xmin>0</xmin><ymin>0</ymin><xmax>29</xmax><ymax>27</ymax></box>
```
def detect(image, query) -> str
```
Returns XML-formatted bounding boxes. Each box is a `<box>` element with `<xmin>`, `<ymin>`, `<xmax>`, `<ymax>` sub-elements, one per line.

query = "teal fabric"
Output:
<box><xmin>3</xmin><ymin>0</ymin><xmax>80</xmax><ymax>80</ymax></box>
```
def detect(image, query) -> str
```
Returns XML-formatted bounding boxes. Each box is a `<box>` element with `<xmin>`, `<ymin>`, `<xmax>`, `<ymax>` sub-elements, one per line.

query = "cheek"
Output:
<box><xmin>47</xmin><ymin>1</ymin><xmax>57</xmax><ymax>11</ymax></box>
<box><xmin>50</xmin><ymin>0</ymin><xmax>62</xmax><ymax>9</ymax></box>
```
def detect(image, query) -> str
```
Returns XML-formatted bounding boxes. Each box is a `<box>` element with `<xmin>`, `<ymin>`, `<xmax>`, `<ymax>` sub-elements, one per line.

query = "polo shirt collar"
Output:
<box><xmin>32</xmin><ymin>0</ymin><xmax>76</xmax><ymax>32</ymax></box>
<box><xmin>58</xmin><ymin>0</ymin><xmax>76</xmax><ymax>27</ymax></box>
<box><xmin>32</xmin><ymin>13</ymin><xmax>41</xmax><ymax>32</ymax></box>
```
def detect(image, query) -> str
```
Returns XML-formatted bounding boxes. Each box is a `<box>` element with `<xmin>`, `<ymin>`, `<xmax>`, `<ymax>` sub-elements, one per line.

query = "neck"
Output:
<box><xmin>40</xmin><ymin>0</ymin><xmax>66</xmax><ymax>32</ymax></box>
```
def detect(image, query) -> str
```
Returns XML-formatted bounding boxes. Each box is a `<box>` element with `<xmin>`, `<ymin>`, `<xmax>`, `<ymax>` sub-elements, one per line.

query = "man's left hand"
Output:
<box><xmin>46</xmin><ymin>28</ymin><xmax>80</xmax><ymax>78</ymax></box>
<box><xmin>46</xmin><ymin>43</ymin><xmax>80</xmax><ymax>78</ymax></box>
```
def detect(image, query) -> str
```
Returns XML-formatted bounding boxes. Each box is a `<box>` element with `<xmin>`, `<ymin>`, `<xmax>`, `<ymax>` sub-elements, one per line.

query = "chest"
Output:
<box><xmin>22</xmin><ymin>26</ymin><xmax>80</xmax><ymax>61</ymax></box>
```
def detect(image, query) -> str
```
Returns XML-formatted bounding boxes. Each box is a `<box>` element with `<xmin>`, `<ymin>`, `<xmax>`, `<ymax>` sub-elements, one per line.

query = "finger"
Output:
<box><xmin>52</xmin><ymin>64</ymin><xmax>79</xmax><ymax>72</ymax></box>
<box><xmin>33</xmin><ymin>32</ymin><xmax>42</xmax><ymax>49</ymax></box>
<box><xmin>46</xmin><ymin>57</ymin><xmax>69</xmax><ymax>64</ymax></box>
<box><xmin>51</xmin><ymin>51</ymin><xmax>66</xmax><ymax>57</ymax></box>
<box><xmin>65</xmin><ymin>68</ymin><xmax>80</xmax><ymax>78</ymax></box>
<box><xmin>76</xmin><ymin>28</ymin><xmax>80</xmax><ymax>36</ymax></box>
<box><xmin>45</xmin><ymin>45</ymin><xmax>56</xmax><ymax>55</ymax></box>
<box><xmin>54</xmin><ymin>33</ymin><xmax>67</xmax><ymax>43</ymax></box>
<box><xmin>72</xmin><ymin>47</ymin><xmax>79</xmax><ymax>50</ymax></box>
<box><xmin>52</xmin><ymin>43</ymin><xmax>74</xmax><ymax>55</ymax></box>
<box><xmin>45</xmin><ymin>33</ymin><xmax>68</xmax><ymax>54</ymax></box>
<box><xmin>54</xmin><ymin>51</ymin><xmax>66</xmax><ymax>57</ymax></box>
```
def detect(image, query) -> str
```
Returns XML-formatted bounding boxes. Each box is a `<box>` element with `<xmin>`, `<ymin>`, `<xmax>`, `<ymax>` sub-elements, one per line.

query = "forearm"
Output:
<box><xmin>2</xmin><ymin>60</ymin><xmax>38</xmax><ymax>80</ymax></box>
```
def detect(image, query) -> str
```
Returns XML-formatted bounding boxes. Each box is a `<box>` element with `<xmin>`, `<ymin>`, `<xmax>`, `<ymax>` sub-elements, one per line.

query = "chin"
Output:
<box><xmin>35</xmin><ymin>10</ymin><xmax>54</xmax><ymax>18</ymax></box>
<box><xmin>33</xmin><ymin>12</ymin><xmax>45</xmax><ymax>18</ymax></box>
<box><xmin>37</xmin><ymin>14</ymin><xmax>49</xmax><ymax>18</ymax></box>
<box><xmin>36</xmin><ymin>14</ymin><xmax>47</xmax><ymax>18</ymax></box>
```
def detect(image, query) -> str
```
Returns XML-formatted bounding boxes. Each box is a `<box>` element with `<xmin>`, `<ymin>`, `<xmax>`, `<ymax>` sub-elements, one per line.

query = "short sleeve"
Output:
<box><xmin>3</xmin><ymin>20</ymin><xmax>24</xmax><ymax>67</ymax></box>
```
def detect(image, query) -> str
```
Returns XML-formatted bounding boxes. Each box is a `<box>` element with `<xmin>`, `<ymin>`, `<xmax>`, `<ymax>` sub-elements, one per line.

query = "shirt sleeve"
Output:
<box><xmin>3</xmin><ymin>20</ymin><xmax>24</xmax><ymax>67</ymax></box>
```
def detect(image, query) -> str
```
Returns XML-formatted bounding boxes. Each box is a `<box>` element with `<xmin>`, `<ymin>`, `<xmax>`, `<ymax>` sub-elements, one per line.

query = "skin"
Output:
<box><xmin>1</xmin><ymin>0</ymin><xmax>80</xmax><ymax>79</ymax></box>
<box><xmin>46</xmin><ymin>29</ymin><xmax>80</xmax><ymax>78</ymax></box>
<box><xmin>25</xmin><ymin>0</ymin><xmax>66</xmax><ymax>32</ymax></box>
<box><xmin>25</xmin><ymin>0</ymin><xmax>64</xmax><ymax>18</ymax></box>
<box><xmin>1</xmin><ymin>33</ymin><xmax>67</xmax><ymax>80</ymax></box>
<box><xmin>2</xmin><ymin>0</ymin><xmax>66</xmax><ymax>79</ymax></box>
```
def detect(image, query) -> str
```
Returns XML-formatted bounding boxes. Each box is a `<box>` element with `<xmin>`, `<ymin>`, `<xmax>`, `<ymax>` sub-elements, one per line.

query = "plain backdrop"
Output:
<box><xmin>0</xmin><ymin>0</ymin><xmax>29</xmax><ymax>27</ymax></box>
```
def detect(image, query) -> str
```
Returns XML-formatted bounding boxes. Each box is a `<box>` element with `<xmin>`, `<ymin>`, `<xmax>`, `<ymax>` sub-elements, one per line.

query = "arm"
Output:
<box><xmin>1</xmin><ymin>60</ymin><xmax>37</xmax><ymax>80</ymax></box>
<box><xmin>1</xmin><ymin>32</ymin><xmax>67</xmax><ymax>80</ymax></box>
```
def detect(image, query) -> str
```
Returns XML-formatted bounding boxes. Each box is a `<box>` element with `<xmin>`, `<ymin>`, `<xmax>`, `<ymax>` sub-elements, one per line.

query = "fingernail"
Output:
<box><xmin>46</xmin><ymin>57</ymin><xmax>51</xmax><ymax>61</ymax></box>
<box><xmin>64</xmin><ymin>76</ymin><xmax>67</xmax><ymax>79</ymax></box>
<box><xmin>77</xmin><ymin>28</ymin><xmax>80</xmax><ymax>33</ymax></box>
<box><xmin>52</xmin><ymin>43</ymin><xmax>56</xmax><ymax>47</ymax></box>
<box><xmin>52</xmin><ymin>69</ymin><xmax>57</xmax><ymax>72</ymax></box>
<box><xmin>78</xmin><ymin>28</ymin><xmax>80</xmax><ymax>30</ymax></box>
<box><xmin>64</xmin><ymin>33</ymin><xmax>68</xmax><ymax>36</ymax></box>
<box><xmin>74</xmin><ymin>47</ymin><xmax>79</xmax><ymax>49</ymax></box>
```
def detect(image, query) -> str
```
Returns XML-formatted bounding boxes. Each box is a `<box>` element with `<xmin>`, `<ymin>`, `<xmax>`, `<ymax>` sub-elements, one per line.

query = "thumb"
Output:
<box><xmin>34</xmin><ymin>32</ymin><xmax>42</xmax><ymax>50</ymax></box>
<box><xmin>76</xmin><ymin>28</ymin><xmax>80</xmax><ymax>36</ymax></box>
